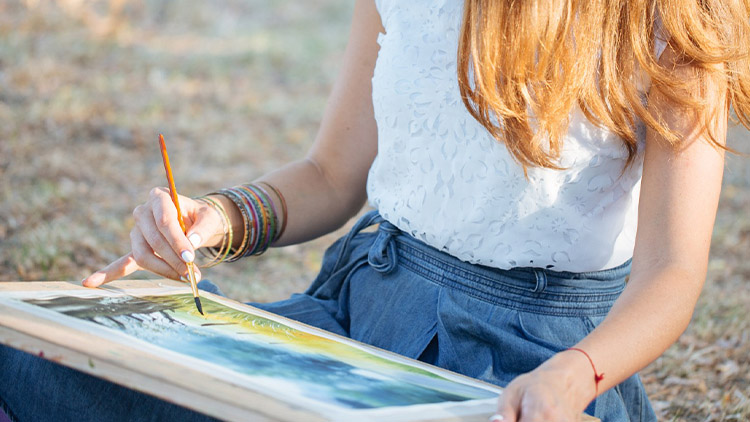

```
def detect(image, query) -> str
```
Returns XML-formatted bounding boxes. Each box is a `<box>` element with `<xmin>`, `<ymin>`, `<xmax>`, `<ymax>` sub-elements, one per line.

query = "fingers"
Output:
<box><xmin>136</xmin><ymin>210</ymin><xmax>189</xmax><ymax>273</ymax></box>
<box><xmin>149</xmin><ymin>188</ymin><xmax>196</xmax><ymax>264</ymax></box>
<box><xmin>496</xmin><ymin>381</ymin><xmax>579</xmax><ymax>422</ymax></box>
<box><xmin>82</xmin><ymin>252</ymin><xmax>201</xmax><ymax>288</ymax></box>
<box><xmin>191</xmin><ymin>266</ymin><xmax>202</xmax><ymax>283</ymax></box>
<box><xmin>130</xmin><ymin>228</ymin><xmax>185</xmax><ymax>280</ymax></box>
<box><xmin>86</xmin><ymin>187</ymin><xmax>217</xmax><ymax>287</ymax></box>
<box><xmin>127</xmin><ymin>188</ymin><xmax>211</xmax><ymax>282</ymax></box>
<box><xmin>186</xmin><ymin>198</ymin><xmax>228</xmax><ymax>250</ymax></box>
<box><xmin>496</xmin><ymin>386</ymin><xmax>521</xmax><ymax>422</ymax></box>
<box><xmin>83</xmin><ymin>253</ymin><xmax>141</xmax><ymax>288</ymax></box>
<box><xmin>184</xmin><ymin>212</ymin><xmax>214</xmax><ymax>250</ymax></box>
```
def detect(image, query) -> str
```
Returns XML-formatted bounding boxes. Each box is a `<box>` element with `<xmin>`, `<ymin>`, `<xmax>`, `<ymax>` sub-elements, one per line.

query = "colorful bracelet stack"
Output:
<box><xmin>195</xmin><ymin>181</ymin><xmax>287</xmax><ymax>266</ymax></box>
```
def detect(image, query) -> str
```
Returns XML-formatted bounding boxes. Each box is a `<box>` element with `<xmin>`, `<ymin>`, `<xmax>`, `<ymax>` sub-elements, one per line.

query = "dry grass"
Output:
<box><xmin>642</xmin><ymin>145</ymin><xmax>750</xmax><ymax>421</ymax></box>
<box><xmin>0</xmin><ymin>0</ymin><xmax>352</xmax><ymax>299</ymax></box>
<box><xmin>0</xmin><ymin>1</ymin><xmax>748</xmax><ymax>420</ymax></box>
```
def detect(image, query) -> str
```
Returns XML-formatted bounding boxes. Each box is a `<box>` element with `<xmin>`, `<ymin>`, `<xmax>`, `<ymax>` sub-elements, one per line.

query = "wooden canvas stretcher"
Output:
<box><xmin>0</xmin><ymin>280</ymin><xmax>598</xmax><ymax>422</ymax></box>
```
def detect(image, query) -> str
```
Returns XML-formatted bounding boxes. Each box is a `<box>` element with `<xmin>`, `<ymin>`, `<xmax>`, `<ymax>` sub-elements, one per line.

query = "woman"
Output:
<box><xmin>3</xmin><ymin>0</ymin><xmax>749</xmax><ymax>421</ymax></box>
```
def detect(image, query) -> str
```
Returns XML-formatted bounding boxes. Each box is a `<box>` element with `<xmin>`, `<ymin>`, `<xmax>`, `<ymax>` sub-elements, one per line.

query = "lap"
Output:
<box><xmin>0</xmin><ymin>212</ymin><xmax>655</xmax><ymax>422</ymax></box>
<box><xmin>257</xmin><ymin>211</ymin><xmax>656</xmax><ymax>422</ymax></box>
<box><xmin>0</xmin><ymin>344</ymin><xmax>218</xmax><ymax>422</ymax></box>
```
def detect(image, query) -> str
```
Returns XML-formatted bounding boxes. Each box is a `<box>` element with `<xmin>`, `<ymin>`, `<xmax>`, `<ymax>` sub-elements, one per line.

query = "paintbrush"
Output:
<box><xmin>158</xmin><ymin>133</ymin><xmax>204</xmax><ymax>316</ymax></box>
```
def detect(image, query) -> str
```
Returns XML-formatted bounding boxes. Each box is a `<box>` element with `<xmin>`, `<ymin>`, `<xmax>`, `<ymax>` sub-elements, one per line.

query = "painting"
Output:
<box><xmin>0</xmin><ymin>282</ymin><xmax>502</xmax><ymax>421</ymax></box>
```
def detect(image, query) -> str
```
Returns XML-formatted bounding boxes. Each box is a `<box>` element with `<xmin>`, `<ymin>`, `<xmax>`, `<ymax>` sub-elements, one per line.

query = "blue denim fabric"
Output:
<box><xmin>0</xmin><ymin>343</ymin><xmax>219</xmax><ymax>422</ymax></box>
<box><xmin>0</xmin><ymin>210</ymin><xmax>656</xmax><ymax>421</ymax></box>
<box><xmin>254</xmin><ymin>211</ymin><xmax>657</xmax><ymax>421</ymax></box>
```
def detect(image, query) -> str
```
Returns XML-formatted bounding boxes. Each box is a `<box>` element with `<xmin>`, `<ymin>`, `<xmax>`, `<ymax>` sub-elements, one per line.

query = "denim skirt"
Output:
<box><xmin>0</xmin><ymin>210</ymin><xmax>656</xmax><ymax>422</ymax></box>
<box><xmin>253</xmin><ymin>211</ymin><xmax>657</xmax><ymax>422</ymax></box>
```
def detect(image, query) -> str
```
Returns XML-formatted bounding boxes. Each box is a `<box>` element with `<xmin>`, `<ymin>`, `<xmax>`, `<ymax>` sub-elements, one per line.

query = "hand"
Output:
<box><xmin>83</xmin><ymin>187</ymin><xmax>226</xmax><ymax>287</ymax></box>
<box><xmin>494</xmin><ymin>351</ymin><xmax>596</xmax><ymax>422</ymax></box>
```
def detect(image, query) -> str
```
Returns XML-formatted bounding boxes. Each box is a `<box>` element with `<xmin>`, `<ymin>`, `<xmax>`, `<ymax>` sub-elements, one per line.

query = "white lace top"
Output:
<box><xmin>367</xmin><ymin>0</ymin><xmax>659</xmax><ymax>272</ymax></box>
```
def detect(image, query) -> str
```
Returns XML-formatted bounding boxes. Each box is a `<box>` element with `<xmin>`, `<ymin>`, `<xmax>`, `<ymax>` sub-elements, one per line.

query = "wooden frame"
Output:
<box><xmin>0</xmin><ymin>280</ymin><xmax>498</xmax><ymax>421</ymax></box>
<box><xmin>0</xmin><ymin>280</ymin><xmax>598</xmax><ymax>422</ymax></box>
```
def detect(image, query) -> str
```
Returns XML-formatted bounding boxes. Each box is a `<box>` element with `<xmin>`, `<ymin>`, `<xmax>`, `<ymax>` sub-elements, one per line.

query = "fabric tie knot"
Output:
<box><xmin>368</xmin><ymin>220</ymin><xmax>400</xmax><ymax>274</ymax></box>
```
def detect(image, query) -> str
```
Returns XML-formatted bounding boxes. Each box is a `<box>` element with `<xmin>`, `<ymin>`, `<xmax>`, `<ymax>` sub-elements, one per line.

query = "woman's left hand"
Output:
<box><xmin>493</xmin><ymin>351</ymin><xmax>596</xmax><ymax>422</ymax></box>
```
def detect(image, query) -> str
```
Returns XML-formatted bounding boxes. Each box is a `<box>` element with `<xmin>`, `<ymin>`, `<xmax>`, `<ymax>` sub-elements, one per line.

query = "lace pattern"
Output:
<box><xmin>367</xmin><ymin>0</ymin><xmax>646</xmax><ymax>272</ymax></box>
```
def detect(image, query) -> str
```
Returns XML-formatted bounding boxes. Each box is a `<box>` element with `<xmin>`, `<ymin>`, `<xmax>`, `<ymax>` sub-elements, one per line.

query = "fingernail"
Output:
<box><xmin>188</xmin><ymin>233</ymin><xmax>202</xmax><ymax>249</ymax></box>
<box><xmin>180</xmin><ymin>275</ymin><xmax>188</xmax><ymax>282</ymax></box>
<box><xmin>195</xmin><ymin>269</ymin><xmax>202</xmax><ymax>282</ymax></box>
<box><xmin>82</xmin><ymin>274</ymin><xmax>101</xmax><ymax>287</ymax></box>
<box><xmin>489</xmin><ymin>415</ymin><xmax>504</xmax><ymax>422</ymax></box>
<box><xmin>181</xmin><ymin>250</ymin><xmax>195</xmax><ymax>263</ymax></box>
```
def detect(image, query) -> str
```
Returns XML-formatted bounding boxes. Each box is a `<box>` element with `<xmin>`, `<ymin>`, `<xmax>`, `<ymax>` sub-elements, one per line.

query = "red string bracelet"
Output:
<box><xmin>567</xmin><ymin>347</ymin><xmax>605</xmax><ymax>396</ymax></box>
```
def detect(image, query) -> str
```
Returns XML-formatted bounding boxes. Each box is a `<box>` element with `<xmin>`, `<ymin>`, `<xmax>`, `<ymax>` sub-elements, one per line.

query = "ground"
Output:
<box><xmin>0</xmin><ymin>1</ymin><xmax>748</xmax><ymax>420</ymax></box>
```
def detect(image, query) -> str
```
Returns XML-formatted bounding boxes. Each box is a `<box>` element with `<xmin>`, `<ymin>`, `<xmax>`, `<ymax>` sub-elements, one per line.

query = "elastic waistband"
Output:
<box><xmin>355</xmin><ymin>211</ymin><xmax>629</xmax><ymax>316</ymax></box>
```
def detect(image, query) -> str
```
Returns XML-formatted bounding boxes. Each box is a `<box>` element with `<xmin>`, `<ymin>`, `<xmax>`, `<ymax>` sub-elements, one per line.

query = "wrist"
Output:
<box><xmin>541</xmin><ymin>349</ymin><xmax>600</xmax><ymax>410</ymax></box>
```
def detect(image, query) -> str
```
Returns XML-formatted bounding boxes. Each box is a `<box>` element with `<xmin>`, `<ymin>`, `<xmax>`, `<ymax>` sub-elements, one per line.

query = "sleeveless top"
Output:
<box><xmin>366</xmin><ymin>0</ymin><xmax>663</xmax><ymax>272</ymax></box>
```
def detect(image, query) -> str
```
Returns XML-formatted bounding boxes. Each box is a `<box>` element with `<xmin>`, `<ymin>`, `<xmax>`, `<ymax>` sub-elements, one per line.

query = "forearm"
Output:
<box><xmin>551</xmin><ymin>43</ymin><xmax>729</xmax><ymax>408</ymax></box>
<box><xmin>205</xmin><ymin>0</ymin><xmax>380</xmax><ymax>250</ymax></box>
<box><xmin>208</xmin><ymin>156</ymin><xmax>367</xmax><ymax>249</ymax></box>
<box><xmin>544</xmin><ymin>265</ymin><xmax>705</xmax><ymax>407</ymax></box>
<box><xmin>261</xmin><ymin>158</ymin><xmax>369</xmax><ymax>246</ymax></box>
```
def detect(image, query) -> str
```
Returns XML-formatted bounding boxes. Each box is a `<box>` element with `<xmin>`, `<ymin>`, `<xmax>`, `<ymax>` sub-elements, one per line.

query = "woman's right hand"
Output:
<box><xmin>82</xmin><ymin>187</ymin><xmax>226</xmax><ymax>288</ymax></box>
<box><xmin>83</xmin><ymin>0</ymin><xmax>384</xmax><ymax>288</ymax></box>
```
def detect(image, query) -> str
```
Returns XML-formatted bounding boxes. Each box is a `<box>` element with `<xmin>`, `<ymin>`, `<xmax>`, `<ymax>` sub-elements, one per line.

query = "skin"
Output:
<box><xmin>84</xmin><ymin>1</ymin><xmax>728</xmax><ymax>420</ymax></box>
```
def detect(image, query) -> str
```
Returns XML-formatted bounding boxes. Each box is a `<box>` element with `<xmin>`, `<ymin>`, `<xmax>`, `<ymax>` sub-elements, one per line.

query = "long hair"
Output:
<box><xmin>457</xmin><ymin>0</ymin><xmax>750</xmax><ymax>171</ymax></box>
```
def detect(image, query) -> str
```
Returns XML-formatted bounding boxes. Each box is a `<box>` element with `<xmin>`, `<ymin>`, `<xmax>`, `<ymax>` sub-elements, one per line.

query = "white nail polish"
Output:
<box><xmin>195</xmin><ymin>270</ymin><xmax>202</xmax><ymax>282</ymax></box>
<box><xmin>181</xmin><ymin>250</ymin><xmax>194</xmax><ymax>263</ymax></box>
<box><xmin>188</xmin><ymin>233</ymin><xmax>202</xmax><ymax>249</ymax></box>
<box><xmin>180</xmin><ymin>276</ymin><xmax>188</xmax><ymax>282</ymax></box>
<box><xmin>489</xmin><ymin>415</ymin><xmax>504</xmax><ymax>422</ymax></box>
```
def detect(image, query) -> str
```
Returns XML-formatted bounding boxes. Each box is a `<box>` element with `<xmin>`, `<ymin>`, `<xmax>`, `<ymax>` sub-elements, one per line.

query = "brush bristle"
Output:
<box><xmin>195</xmin><ymin>297</ymin><xmax>204</xmax><ymax>315</ymax></box>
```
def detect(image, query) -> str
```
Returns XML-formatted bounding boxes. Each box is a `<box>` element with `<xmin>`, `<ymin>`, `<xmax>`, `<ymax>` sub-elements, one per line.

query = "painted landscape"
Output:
<box><xmin>20</xmin><ymin>292</ymin><xmax>496</xmax><ymax>410</ymax></box>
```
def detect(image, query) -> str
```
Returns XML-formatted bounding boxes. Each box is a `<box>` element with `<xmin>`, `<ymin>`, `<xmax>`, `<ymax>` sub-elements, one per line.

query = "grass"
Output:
<box><xmin>1</xmin><ymin>1</ymin><xmax>748</xmax><ymax>420</ymax></box>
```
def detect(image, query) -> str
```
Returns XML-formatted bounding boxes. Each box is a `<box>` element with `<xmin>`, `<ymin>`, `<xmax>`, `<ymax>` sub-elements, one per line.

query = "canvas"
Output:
<box><xmin>0</xmin><ymin>280</ymin><xmax>504</xmax><ymax>422</ymax></box>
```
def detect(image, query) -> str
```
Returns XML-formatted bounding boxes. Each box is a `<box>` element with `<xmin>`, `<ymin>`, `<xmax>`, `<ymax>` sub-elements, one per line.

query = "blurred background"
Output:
<box><xmin>0</xmin><ymin>1</ymin><xmax>748</xmax><ymax>420</ymax></box>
